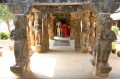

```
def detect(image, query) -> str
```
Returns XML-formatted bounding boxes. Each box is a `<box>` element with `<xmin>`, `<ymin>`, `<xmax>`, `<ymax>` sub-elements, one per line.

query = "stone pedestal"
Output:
<box><xmin>91</xmin><ymin>63</ymin><xmax>112</xmax><ymax>77</ymax></box>
<box><xmin>35</xmin><ymin>45</ymin><xmax>42</xmax><ymax>53</ymax></box>
<box><xmin>98</xmin><ymin>64</ymin><xmax>112</xmax><ymax>76</ymax></box>
<box><xmin>10</xmin><ymin>61</ymin><xmax>30</xmax><ymax>76</ymax></box>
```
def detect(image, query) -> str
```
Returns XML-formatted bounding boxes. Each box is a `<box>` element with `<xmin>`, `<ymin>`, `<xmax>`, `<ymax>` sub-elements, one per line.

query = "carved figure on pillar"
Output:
<box><xmin>82</xmin><ymin>10</ymin><xmax>90</xmax><ymax>51</ymax></box>
<box><xmin>56</xmin><ymin>21</ymin><xmax>61</xmax><ymax>36</ymax></box>
<box><xmin>88</xmin><ymin>13</ymin><xmax>97</xmax><ymax>53</ymax></box>
<box><xmin>89</xmin><ymin>13</ymin><xmax>96</xmax><ymax>47</ymax></box>
<box><xmin>9</xmin><ymin>15</ymin><xmax>30</xmax><ymax>76</ymax></box>
<box><xmin>10</xmin><ymin>19</ymin><xmax>26</xmax><ymax>66</ymax></box>
<box><xmin>91</xmin><ymin>16</ymin><xmax>117</xmax><ymax>76</ymax></box>
<box><xmin>34</xmin><ymin>23</ymin><xmax>41</xmax><ymax>45</ymax></box>
<box><xmin>99</xmin><ymin>17</ymin><xmax>117</xmax><ymax>69</ymax></box>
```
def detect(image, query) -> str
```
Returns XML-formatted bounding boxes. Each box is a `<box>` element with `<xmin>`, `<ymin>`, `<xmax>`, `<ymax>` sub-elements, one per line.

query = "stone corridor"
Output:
<box><xmin>0</xmin><ymin>39</ymin><xmax>120</xmax><ymax>79</ymax></box>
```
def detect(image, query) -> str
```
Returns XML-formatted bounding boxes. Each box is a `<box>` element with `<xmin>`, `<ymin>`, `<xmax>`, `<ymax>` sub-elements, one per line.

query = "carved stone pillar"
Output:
<box><xmin>90</xmin><ymin>1</ymin><xmax>120</xmax><ymax>76</ymax></box>
<box><xmin>7</xmin><ymin>2</ymin><xmax>31</xmax><ymax>76</ymax></box>
<box><xmin>75</xmin><ymin>18</ymin><xmax>81</xmax><ymax>51</ymax></box>
<box><xmin>41</xmin><ymin>14</ymin><xmax>49</xmax><ymax>52</ymax></box>
<box><xmin>70</xmin><ymin>17</ymin><xmax>75</xmax><ymax>40</ymax></box>
<box><xmin>88</xmin><ymin>12</ymin><xmax>98</xmax><ymax>53</ymax></box>
<box><xmin>29</xmin><ymin>13</ymin><xmax>35</xmax><ymax>46</ymax></box>
<box><xmin>34</xmin><ymin>12</ymin><xmax>42</xmax><ymax>53</ymax></box>
<box><xmin>71</xmin><ymin>12</ymin><xmax>81</xmax><ymax>51</ymax></box>
<box><xmin>91</xmin><ymin>14</ymin><xmax>117</xmax><ymax>76</ymax></box>
<box><xmin>89</xmin><ymin>13</ymin><xmax>96</xmax><ymax>47</ymax></box>
<box><xmin>10</xmin><ymin>15</ymin><xmax>30</xmax><ymax>76</ymax></box>
<box><xmin>81</xmin><ymin>10</ymin><xmax>90</xmax><ymax>52</ymax></box>
<box><xmin>49</xmin><ymin>16</ymin><xmax>55</xmax><ymax>40</ymax></box>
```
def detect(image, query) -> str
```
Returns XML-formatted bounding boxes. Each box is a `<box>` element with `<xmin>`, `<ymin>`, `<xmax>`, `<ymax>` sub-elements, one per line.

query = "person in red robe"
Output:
<box><xmin>62</xmin><ymin>24</ymin><xmax>68</xmax><ymax>37</ymax></box>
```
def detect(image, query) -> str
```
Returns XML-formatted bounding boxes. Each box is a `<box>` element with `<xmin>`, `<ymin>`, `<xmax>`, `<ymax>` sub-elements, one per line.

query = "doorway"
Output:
<box><xmin>53</xmin><ymin>13</ymin><xmax>71</xmax><ymax>39</ymax></box>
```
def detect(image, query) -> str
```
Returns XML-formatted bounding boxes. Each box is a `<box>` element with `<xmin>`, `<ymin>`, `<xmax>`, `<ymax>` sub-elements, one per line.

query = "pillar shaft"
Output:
<box><xmin>70</xmin><ymin>17</ymin><xmax>75</xmax><ymax>40</ymax></box>
<box><xmin>74</xmin><ymin>18</ymin><xmax>81</xmax><ymax>51</ymax></box>
<box><xmin>49</xmin><ymin>16</ymin><xmax>55</xmax><ymax>40</ymax></box>
<box><xmin>41</xmin><ymin>14</ymin><xmax>49</xmax><ymax>52</ymax></box>
<box><xmin>29</xmin><ymin>13</ymin><xmax>35</xmax><ymax>46</ymax></box>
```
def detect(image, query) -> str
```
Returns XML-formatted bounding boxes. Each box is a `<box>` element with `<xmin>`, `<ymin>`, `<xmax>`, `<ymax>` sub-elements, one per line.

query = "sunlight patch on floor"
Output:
<box><xmin>30</xmin><ymin>53</ymin><xmax>56</xmax><ymax>77</ymax></box>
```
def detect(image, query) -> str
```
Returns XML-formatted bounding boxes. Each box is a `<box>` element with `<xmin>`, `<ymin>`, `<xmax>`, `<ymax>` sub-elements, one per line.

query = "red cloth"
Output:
<box><xmin>62</xmin><ymin>24</ymin><xmax>68</xmax><ymax>37</ymax></box>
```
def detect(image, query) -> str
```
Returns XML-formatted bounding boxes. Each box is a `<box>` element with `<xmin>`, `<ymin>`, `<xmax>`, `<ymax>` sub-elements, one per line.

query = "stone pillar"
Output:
<box><xmin>9</xmin><ymin>14</ymin><xmax>30</xmax><ymax>76</ymax></box>
<box><xmin>91</xmin><ymin>14</ymin><xmax>117</xmax><ymax>76</ymax></box>
<box><xmin>74</xmin><ymin>18</ymin><xmax>81</xmax><ymax>51</ymax></box>
<box><xmin>34</xmin><ymin>12</ymin><xmax>42</xmax><ymax>53</ymax></box>
<box><xmin>41</xmin><ymin>14</ymin><xmax>49</xmax><ymax>52</ymax></box>
<box><xmin>29</xmin><ymin>13</ymin><xmax>35</xmax><ymax>46</ymax></box>
<box><xmin>88</xmin><ymin>12</ymin><xmax>98</xmax><ymax>53</ymax></box>
<box><xmin>70</xmin><ymin>17</ymin><xmax>75</xmax><ymax>40</ymax></box>
<box><xmin>90</xmin><ymin>1</ymin><xmax>120</xmax><ymax>76</ymax></box>
<box><xmin>49</xmin><ymin>16</ymin><xmax>55</xmax><ymax>40</ymax></box>
<box><xmin>89</xmin><ymin>13</ymin><xmax>96</xmax><ymax>47</ymax></box>
<box><xmin>71</xmin><ymin>12</ymin><xmax>81</xmax><ymax>51</ymax></box>
<box><xmin>81</xmin><ymin>10</ymin><xmax>90</xmax><ymax>52</ymax></box>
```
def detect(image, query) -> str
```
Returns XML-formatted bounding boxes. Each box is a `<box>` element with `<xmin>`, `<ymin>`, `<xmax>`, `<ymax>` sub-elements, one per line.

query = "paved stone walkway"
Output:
<box><xmin>0</xmin><ymin>40</ymin><xmax>120</xmax><ymax>79</ymax></box>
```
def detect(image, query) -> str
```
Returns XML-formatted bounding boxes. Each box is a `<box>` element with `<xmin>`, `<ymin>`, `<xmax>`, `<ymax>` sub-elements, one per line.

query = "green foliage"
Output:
<box><xmin>0</xmin><ymin>32</ymin><xmax>9</xmax><ymax>39</ymax></box>
<box><xmin>112</xmin><ymin>42</ymin><xmax>116</xmax><ymax>50</ymax></box>
<box><xmin>111</xmin><ymin>26</ymin><xmax>119</xmax><ymax>50</ymax></box>
<box><xmin>0</xmin><ymin>5</ymin><xmax>14</xmax><ymax>21</ymax></box>
<box><xmin>111</xmin><ymin>26</ymin><xmax>119</xmax><ymax>35</ymax></box>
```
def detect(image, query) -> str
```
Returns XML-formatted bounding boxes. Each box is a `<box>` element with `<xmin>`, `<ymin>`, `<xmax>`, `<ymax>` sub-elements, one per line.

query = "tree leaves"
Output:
<box><xmin>0</xmin><ymin>5</ymin><xmax>14</xmax><ymax>21</ymax></box>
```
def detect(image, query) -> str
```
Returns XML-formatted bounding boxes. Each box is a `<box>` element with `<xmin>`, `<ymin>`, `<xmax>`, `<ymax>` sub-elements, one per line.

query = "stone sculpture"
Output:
<box><xmin>9</xmin><ymin>15</ymin><xmax>30</xmax><ymax>76</ymax></box>
<box><xmin>10</xmin><ymin>20</ymin><xmax>26</xmax><ymax>67</ymax></box>
<box><xmin>99</xmin><ymin>17</ymin><xmax>117</xmax><ymax>68</ymax></box>
<box><xmin>56</xmin><ymin>21</ymin><xmax>61</xmax><ymax>36</ymax></box>
<box><xmin>34</xmin><ymin>23</ymin><xmax>41</xmax><ymax>45</ymax></box>
<box><xmin>89</xmin><ymin>13</ymin><xmax>96</xmax><ymax>46</ymax></box>
<box><xmin>91</xmin><ymin>16</ymin><xmax>117</xmax><ymax>76</ymax></box>
<box><xmin>82</xmin><ymin>10</ymin><xmax>90</xmax><ymax>52</ymax></box>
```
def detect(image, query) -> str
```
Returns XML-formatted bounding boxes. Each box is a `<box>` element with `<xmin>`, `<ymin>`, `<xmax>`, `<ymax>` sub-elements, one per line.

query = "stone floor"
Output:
<box><xmin>0</xmin><ymin>39</ymin><xmax>120</xmax><ymax>79</ymax></box>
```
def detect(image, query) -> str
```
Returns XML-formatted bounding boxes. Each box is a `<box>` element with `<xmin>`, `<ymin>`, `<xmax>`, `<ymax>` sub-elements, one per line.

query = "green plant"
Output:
<box><xmin>112</xmin><ymin>42</ymin><xmax>116</xmax><ymax>50</ymax></box>
<box><xmin>0</xmin><ymin>5</ymin><xmax>14</xmax><ymax>33</ymax></box>
<box><xmin>111</xmin><ymin>25</ymin><xmax>119</xmax><ymax>50</ymax></box>
<box><xmin>0</xmin><ymin>32</ymin><xmax>9</xmax><ymax>39</ymax></box>
<box><xmin>111</xmin><ymin>26</ymin><xmax>119</xmax><ymax>35</ymax></box>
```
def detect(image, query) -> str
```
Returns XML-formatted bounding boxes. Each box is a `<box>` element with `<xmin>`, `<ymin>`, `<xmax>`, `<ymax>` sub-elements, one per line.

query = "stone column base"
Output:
<box><xmin>91</xmin><ymin>64</ymin><xmax>112</xmax><ymax>77</ymax></box>
<box><xmin>10</xmin><ymin>62</ymin><xmax>30</xmax><ymax>76</ymax></box>
<box><xmin>10</xmin><ymin>65</ymin><xmax>25</xmax><ymax>76</ymax></box>
<box><xmin>98</xmin><ymin>65</ymin><xmax>112</xmax><ymax>77</ymax></box>
<box><xmin>35</xmin><ymin>45</ymin><xmax>42</xmax><ymax>53</ymax></box>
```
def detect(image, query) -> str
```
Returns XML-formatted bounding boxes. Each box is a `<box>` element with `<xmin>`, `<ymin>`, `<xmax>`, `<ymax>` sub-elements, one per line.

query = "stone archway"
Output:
<box><xmin>30</xmin><ymin>3</ymin><xmax>98</xmax><ymax>52</ymax></box>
